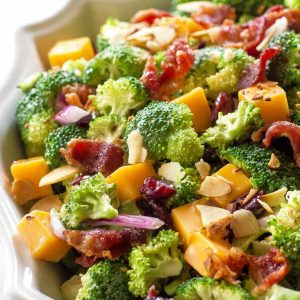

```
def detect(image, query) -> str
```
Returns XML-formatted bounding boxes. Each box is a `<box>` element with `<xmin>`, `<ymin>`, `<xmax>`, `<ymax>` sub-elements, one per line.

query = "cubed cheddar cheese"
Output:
<box><xmin>105</xmin><ymin>161</ymin><xmax>157</xmax><ymax>202</ymax></box>
<box><xmin>30</xmin><ymin>195</ymin><xmax>63</xmax><ymax>213</ymax></box>
<box><xmin>48</xmin><ymin>37</ymin><xmax>95</xmax><ymax>67</ymax></box>
<box><xmin>184</xmin><ymin>232</ymin><xmax>231</xmax><ymax>277</ymax></box>
<box><xmin>174</xmin><ymin>87</ymin><xmax>211</xmax><ymax>132</ymax></box>
<box><xmin>238</xmin><ymin>83</ymin><xmax>289</xmax><ymax>124</ymax></box>
<box><xmin>11</xmin><ymin>157</ymin><xmax>53</xmax><ymax>205</ymax></box>
<box><xmin>171</xmin><ymin>199</ymin><xmax>206</xmax><ymax>248</ymax></box>
<box><xmin>212</xmin><ymin>164</ymin><xmax>252</xmax><ymax>208</ymax></box>
<box><xmin>17</xmin><ymin>210</ymin><xmax>70</xmax><ymax>262</ymax></box>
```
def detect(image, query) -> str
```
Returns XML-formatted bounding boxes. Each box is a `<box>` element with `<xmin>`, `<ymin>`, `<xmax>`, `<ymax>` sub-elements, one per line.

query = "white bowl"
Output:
<box><xmin>0</xmin><ymin>0</ymin><xmax>170</xmax><ymax>299</ymax></box>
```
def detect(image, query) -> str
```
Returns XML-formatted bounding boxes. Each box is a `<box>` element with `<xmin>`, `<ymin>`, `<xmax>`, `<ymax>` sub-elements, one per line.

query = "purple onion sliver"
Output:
<box><xmin>76</xmin><ymin>113</ymin><xmax>93</xmax><ymax>128</ymax></box>
<box><xmin>71</xmin><ymin>174</ymin><xmax>92</xmax><ymax>186</ymax></box>
<box><xmin>83</xmin><ymin>214</ymin><xmax>165</xmax><ymax>230</ymax></box>
<box><xmin>54</xmin><ymin>105</ymin><xmax>91</xmax><ymax>125</ymax></box>
<box><xmin>49</xmin><ymin>209</ymin><xmax>66</xmax><ymax>240</ymax></box>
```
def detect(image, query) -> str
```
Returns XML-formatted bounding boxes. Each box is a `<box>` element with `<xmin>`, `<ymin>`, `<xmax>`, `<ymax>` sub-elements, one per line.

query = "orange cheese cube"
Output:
<box><xmin>17</xmin><ymin>210</ymin><xmax>70</xmax><ymax>262</ymax></box>
<box><xmin>171</xmin><ymin>199</ymin><xmax>206</xmax><ymax>248</ymax></box>
<box><xmin>238</xmin><ymin>83</ymin><xmax>289</xmax><ymax>124</ymax></box>
<box><xmin>105</xmin><ymin>161</ymin><xmax>157</xmax><ymax>202</ymax></box>
<box><xmin>48</xmin><ymin>37</ymin><xmax>95</xmax><ymax>67</ymax></box>
<box><xmin>11</xmin><ymin>157</ymin><xmax>53</xmax><ymax>205</ymax></box>
<box><xmin>184</xmin><ymin>232</ymin><xmax>231</xmax><ymax>277</ymax></box>
<box><xmin>212</xmin><ymin>164</ymin><xmax>252</xmax><ymax>208</ymax></box>
<box><xmin>30</xmin><ymin>195</ymin><xmax>63</xmax><ymax>213</ymax></box>
<box><xmin>174</xmin><ymin>87</ymin><xmax>211</xmax><ymax>132</ymax></box>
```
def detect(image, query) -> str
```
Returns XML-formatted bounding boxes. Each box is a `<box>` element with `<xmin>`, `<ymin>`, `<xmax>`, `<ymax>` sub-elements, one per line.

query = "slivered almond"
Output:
<box><xmin>158</xmin><ymin>162</ymin><xmax>184</xmax><ymax>183</ymax></box>
<box><xmin>199</xmin><ymin>176</ymin><xmax>232</xmax><ymax>197</ymax></box>
<box><xmin>260</xmin><ymin>187</ymin><xmax>287</xmax><ymax>206</ymax></box>
<box><xmin>267</xmin><ymin>153</ymin><xmax>280</xmax><ymax>169</ymax></box>
<box><xmin>251</xmin><ymin>124</ymin><xmax>269</xmax><ymax>142</ymax></box>
<box><xmin>127</xmin><ymin>130</ymin><xmax>148</xmax><ymax>164</ymax></box>
<box><xmin>195</xmin><ymin>159</ymin><xmax>210</xmax><ymax>180</ymax></box>
<box><xmin>191</xmin><ymin>27</ymin><xmax>220</xmax><ymax>38</ymax></box>
<box><xmin>30</xmin><ymin>195</ymin><xmax>63</xmax><ymax>213</ymax></box>
<box><xmin>223</xmin><ymin>49</ymin><xmax>235</xmax><ymax>62</ymax></box>
<box><xmin>214</xmin><ymin>174</ymin><xmax>233</xmax><ymax>186</ymax></box>
<box><xmin>257</xmin><ymin>199</ymin><xmax>274</xmax><ymax>214</ymax></box>
<box><xmin>11</xmin><ymin>180</ymin><xmax>35</xmax><ymax>205</ymax></box>
<box><xmin>295</xmin><ymin>103</ymin><xmax>300</xmax><ymax>110</ymax></box>
<box><xmin>39</xmin><ymin>165</ymin><xmax>81</xmax><ymax>187</ymax></box>
<box><xmin>241</xmin><ymin>188</ymin><xmax>259</xmax><ymax>206</ymax></box>
<box><xmin>177</xmin><ymin>1</ymin><xmax>216</xmax><ymax>13</ymax></box>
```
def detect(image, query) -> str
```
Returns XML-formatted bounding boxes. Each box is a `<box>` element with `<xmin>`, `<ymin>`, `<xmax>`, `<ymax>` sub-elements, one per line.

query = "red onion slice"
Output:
<box><xmin>50</xmin><ymin>209</ymin><xmax>66</xmax><ymax>240</ymax></box>
<box><xmin>54</xmin><ymin>105</ymin><xmax>91</xmax><ymax>125</ymax></box>
<box><xmin>83</xmin><ymin>214</ymin><xmax>165</xmax><ymax>230</ymax></box>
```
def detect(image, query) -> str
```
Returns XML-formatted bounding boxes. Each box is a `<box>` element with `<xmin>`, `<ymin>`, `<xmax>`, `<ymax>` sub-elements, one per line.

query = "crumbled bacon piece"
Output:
<box><xmin>75</xmin><ymin>254</ymin><xmax>99</xmax><ymax>268</ymax></box>
<box><xmin>211</xmin><ymin>92</ymin><xmax>235</xmax><ymax>125</ymax></box>
<box><xmin>144</xmin><ymin>285</ymin><xmax>172</xmax><ymax>300</ymax></box>
<box><xmin>61</xmin><ymin>83</ymin><xmax>96</xmax><ymax>106</ymax></box>
<box><xmin>60</xmin><ymin>139</ymin><xmax>124</xmax><ymax>176</ymax></box>
<box><xmin>249</xmin><ymin>248</ymin><xmax>289</xmax><ymax>293</ymax></box>
<box><xmin>141</xmin><ymin>39</ymin><xmax>194</xmax><ymax>100</ymax></box>
<box><xmin>192</xmin><ymin>4</ymin><xmax>236</xmax><ymax>28</ymax></box>
<box><xmin>64</xmin><ymin>228</ymin><xmax>146</xmax><ymax>261</ymax></box>
<box><xmin>238</xmin><ymin>47</ymin><xmax>281</xmax><ymax>90</ymax></box>
<box><xmin>132</xmin><ymin>8</ymin><xmax>172</xmax><ymax>25</ymax></box>
<box><xmin>262</xmin><ymin>121</ymin><xmax>300</xmax><ymax>167</ymax></box>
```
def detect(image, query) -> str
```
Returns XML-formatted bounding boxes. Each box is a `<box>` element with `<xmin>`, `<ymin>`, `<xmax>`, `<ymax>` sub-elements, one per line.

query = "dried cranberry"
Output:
<box><xmin>140</xmin><ymin>177</ymin><xmax>176</xmax><ymax>201</ymax></box>
<box><xmin>211</xmin><ymin>92</ymin><xmax>235</xmax><ymax>125</ymax></box>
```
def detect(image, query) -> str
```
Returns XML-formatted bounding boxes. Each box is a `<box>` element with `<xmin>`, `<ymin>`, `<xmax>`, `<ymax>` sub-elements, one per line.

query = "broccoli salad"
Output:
<box><xmin>11</xmin><ymin>1</ymin><xmax>300</xmax><ymax>299</ymax></box>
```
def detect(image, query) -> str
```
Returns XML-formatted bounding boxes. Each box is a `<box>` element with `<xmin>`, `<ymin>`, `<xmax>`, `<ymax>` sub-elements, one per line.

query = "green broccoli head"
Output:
<box><xmin>125</xmin><ymin>101</ymin><xmax>204</xmax><ymax>166</ymax></box>
<box><xmin>96</xmin><ymin>18</ymin><xmax>131</xmax><ymax>51</ymax></box>
<box><xmin>59</xmin><ymin>173</ymin><xmax>119</xmax><ymax>228</ymax></box>
<box><xmin>284</xmin><ymin>0</ymin><xmax>300</xmax><ymax>8</ymax></box>
<box><xmin>267</xmin><ymin>31</ymin><xmax>300</xmax><ymax>88</ymax></box>
<box><xmin>167</xmin><ymin>167</ymin><xmax>201</xmax><ymax>208</ymax></box>
<box><xmin>268</xmin><ymin>190</ymin><xmax>300</xmax><ymax>272</ymax></box>
<box><xmin>91</xmin><ymin>77</ymin><xmax>149</xmax><ymax>117</ymax></box>
<box><xmin>76</xmin><ymin>259</ymin><xmax>132</xmax><ymax>300</ymax></box>
<box><xmin>83</xmin><ymin>43</ymin><xmax>149</xmax><ymax>86</ymax></box>
<box><xmin>285</xmin><ymin>86</ymin><xmax>300</xmax><ymax>108</ymax></box>
<box><xmin>17</xmin><ymin>72</ymin><xmax>42</xmax><ymax>93</ymax></box>
<box><xmin>200</xmin><ymin>101</ymin><xmax>264</xmax><ymax>150</ymax></box>
<box><xmin>127</xmin><ymin>229</ymin><xmax>183</xmax><ymax>297</ymax></box>
<box><xmin>87</xmin><ymin>114</ymin><xmax>127</xmax><ymax>142</ymax></box>
<box><xmin>291</xmin><ymin>109</ymin><xmax>300</xmax><ymax>126</ymax></box>
<box><xmin>183</xmin><ymin>47</ymin><xmax>254</xmax><ymax>100</ymax></box>
<box><xmin>263</xmin><ymin>284</ymin><xmax>300</xmax><ymax>299</ymax></box>
<box><xmin>62</xmin><ymin>58</ymin><xmax>88</xmax><ymax>78</ymax></box>
<box><xmin>221</xmin><ymin>143</ymin><xmax>300</xmax><ymax>193</ymax></box>
<box><xmin>44</xmin><ymin>124</ymin><xmax>86</xmax><ymax>169</ymax></box>
<box><xmin>175</xmin><ymin>277</ymin><xmax>252</xmax><ymax>300</ymax></box>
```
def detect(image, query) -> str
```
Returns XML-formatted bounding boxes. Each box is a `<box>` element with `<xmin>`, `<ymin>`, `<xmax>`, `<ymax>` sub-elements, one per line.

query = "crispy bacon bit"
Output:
<box><xmin>211</xmin><ymin>92</ymin><xmax>235</xmax><ymax>125</ymax></box>
<box><xmin>262</xmin><ymin>121</ymin><xmax>300</xmax><ymax>167</ymax></box>
<box><xmin>60</xmin><ymin>139</ymin><xmax>124</xmax><ymax>176</ymax></box>
<box><xmin>75</xmin><ymin>254</ymin><xmax>99</xmax><ymax>268</ymax></box>
<box><xmin>192</xmin><ymin>4</ymin><xmax>236</xmax><ymax>28</ymax></box>
<box><xmin>64</xmin><ymin>228</ymin><xmax>146</xmax><ymax>261</ymax></box>
<box><xmin>207</xmin><ymin>214</ymin><xmax>233</xmax><ymax>240</ymax></box>
<box><xmin>144</xmin><ymin>285</ymin><xmax>172</xmax><ymax>300</ymax></box>
<box><xmin>237</xmin><ymin>47</ymin><xmax>281</xmax><ymax>90</ymax></box>
<box><xmin>226</xmin><ymin>247</ymin><xmax>249</xmax><ymax>275</ymax></box>
<box><xmin>132</xmin><ymin>9</ymin><xmax>172</xmax><ymax>25</ymax></box>
<box><xmin>249</xmin><ymin>248</ymin><xmax>289</xmax><ymax>293</ymax></box>
<box><xmin>61</xmin><ymin>83</ymin><xmax>96</xmax><ymax>106</ymax></box>
<box><xmin>141</xmin><ymin>39</ymin><xmax>194</xmax><ymax>100</ymax></box>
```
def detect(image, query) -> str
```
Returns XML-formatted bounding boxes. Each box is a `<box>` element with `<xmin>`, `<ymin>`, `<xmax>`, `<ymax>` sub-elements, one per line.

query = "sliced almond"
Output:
<box><xmin>152</xmin><ymin>26</ymin><xmax>176</xmax><ymax>47</ymax></box>
<box><xmin>195</xmin><ymin>159</ymin><xmax>210</xmax><ymax>180</ymax></box>
<box><xmin>267</xmin><ymin>153</ymin><xmax>280</xmax><ymax>169</ymax></box>
<box><xmin>39</xmin><ymin>165</ymin><xmax>81</xmax><ymax>187</ymax></box>
<box><xmin>158</xmin><ymin>162</ymin><xmax>185</xmax><ymax>183</ymax></box>
<box><xmin>241</xmin><ymin>188</ymin><xmax>259</xmax><ymax>206</ymax></box>
<box><xmin>177</xmin><ymin>1</ymin><xmax>216</xmax><ymax>13</ymax></box>
<box><xmin>30</xmin><ymin>195</ymin><xmax>63</xmax><ymax>213</ymax></box>
<box><xmin>257</xmin><ymin>199</ymin><xmax>274</xmax><ymax>214</ymax></box>
<box><xmin>196</xmin><ymin>204</ymin><xmax>231</xmax><ymax>228</ymax></box>
<box><xmin>11</xmin><ymin>179</ymin><xmax>35</xmax><ymax>205</ymax></box>
<box><xmin>199</xmin><ymin>176</ymin><xmax>232</xmax><ymax>197</ymax></box>
<box><xmin>191</xmin><ymin>27</ymin><xmax>220</xmax><ymax>38</ymax></box>
<box><xmin>127</xmin><ymin>130</ymin><xmax>148</xmax><ymax>165</ymax></box>
<box><xmin>223</xmin><ymin>49</ymin><xmax>235</xmax><ymax>62</ymax></box>
<box><xmin>260</xmin><ymin>187</ymin><xmax>287</xmax><ymax>206</ymax></box>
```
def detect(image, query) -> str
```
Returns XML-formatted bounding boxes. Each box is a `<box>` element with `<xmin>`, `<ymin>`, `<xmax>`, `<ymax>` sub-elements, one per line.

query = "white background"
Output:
<box><xmin>0</xmin><ymin>0</ymin><xmax>68</xmax><ymax>88</ymax></box>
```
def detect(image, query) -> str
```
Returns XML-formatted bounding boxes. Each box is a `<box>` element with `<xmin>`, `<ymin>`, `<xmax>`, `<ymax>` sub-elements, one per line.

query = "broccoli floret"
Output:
<box><xmin>200</xmin><ymin>101</ymin><xmax>264</xmax><ymax>150</ymax></box>
<box><xmin>175</xmin><ymin>277</ymin><xmax>252</xmax><ymax>300</ymax></box>
<box><xmin>18</xmin><ymin>72</ymin><xmax>42</xmax><ymax>93</ymax></box>
<box><xmin>91</xmin><ymin>77</ymin><xmax>149</xmax><ymax>116</ymax></box>
<box><xmin>286</xmin><ymin>86</ymin><xmax>300</xmax><ymax>108</ymax></box>
<box><xmin>83</xmin><ymin>43</ymin><xmax>149</xmax><ymax>86</ymax></box>
<box><xmin>284</xmin><ymin>0</ymin><xmax>300</xmax><ymax>8</ymax></box>
<box><xmin>221</xmin><ymin>143</ymin><xmax>300</xmax><ymax>192</ymax></box>
<box><xmin>76</xmin><ymin>259</ymin><xmax>132</xmax><ymax>300</ymax></box>
<box><xmin>87</xmin><ymin>114</ymin><xmax>127</xmax><ymax>142</ymax></box>
<box><xmin>267</xmin><ymin>31</ymin><xmax>300</xmax><ymax>88</ymax></box>
<box><xmin>127</xmin><ymin>229</ymin><xmax>183</xmax><ymax>297</ymax></box>
<box><xmin>44</xmin><ymin>124</ymin><xmax>86</xmax><ymax>169</ymax></box>
<box><xmin>96</xmin><ymin>18</ymin><xmax>131</xmax><ymax>51</ymax></box>
<box><xmin>16</xmin><ymin>70</ymin><xmax>82</xmax><ymax>156</ymax></box>
<box><xmin>59</xmin><ymin>173</ymin><xmax>119</xmax><ymax>228</ymax></box>
<box><xmin>125</xmin><ymin>101</ymin><xmax>204</xmax><ymax>166</ymax></box>
<box><xmin>291</xmin><ymin>109</ymin><xmax>300</xmax><ymax>125</ymax></box>
<box><xmin>268</xmin><ymin>190</ymin><xmax>300</xmax><ymax>271</ymax></box>
<box><xmin>62</xmin><ymin>58</ymin><xmax>88</xmax><ymax>77</ymax></box>
<box><xmin>263</xmin><ymin>284</ymin><xmax>300</xmax><ymax>299</ymax></box>
<box><xmin>183</xmin><ymin>47</ymin><xmax>254</xmax><ymax>100</ymax></box>
<box><xmin>167</xmin><ymin>168</ymin><xmax>201</xmax><ymax>208</ymax></box>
